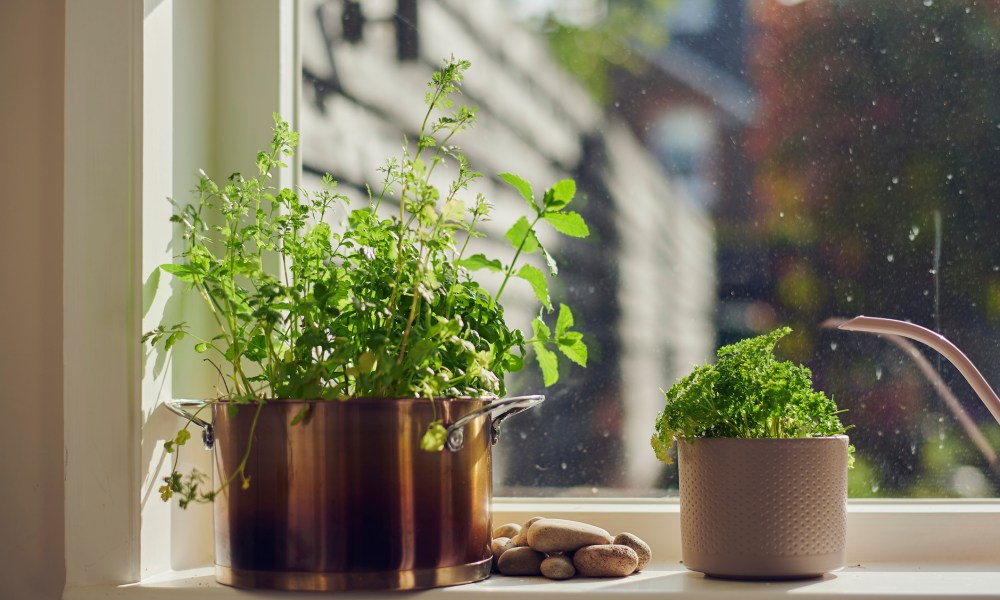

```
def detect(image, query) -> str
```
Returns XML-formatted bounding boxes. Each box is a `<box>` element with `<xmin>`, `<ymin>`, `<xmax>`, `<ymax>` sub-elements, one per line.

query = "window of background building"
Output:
<box><xmin>299</xmin><ymin>0</ymin><xmax>1000</xmax><ymax>500</ymax></box>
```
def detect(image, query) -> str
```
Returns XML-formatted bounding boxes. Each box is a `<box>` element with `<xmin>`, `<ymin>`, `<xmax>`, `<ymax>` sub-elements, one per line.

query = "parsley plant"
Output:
<box><xmin>651</xmin><ymin>327</ymin><xmax>852</xmax><ymax>464</ymax></box>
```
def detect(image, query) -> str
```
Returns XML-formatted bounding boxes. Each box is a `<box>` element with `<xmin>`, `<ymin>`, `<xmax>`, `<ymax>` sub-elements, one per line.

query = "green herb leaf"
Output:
<box><xmin>542</xmin><ymin>211</ymin><xmax>590</xmax><ymax>238</ymax></box>
<box><xmin>456</xmin><ymin>253</ymin><xmax>503</xmax><ymax>272</ymax></box>
<box><xmin>542</xmin><ymin>247</ymin><xmax>558</xmax><ymax>276</ymax></box>
<box><xmin>533</xmin><ymin>342</ymin><xmax>559</xmax><ymax>386</ymax></box>
<box><xmin>175</xmin><ymin>429</ymin><xmax>191</xmax><ymax>446</ymax></box>
<box><xmin>557</xmin><ymin>337</ymin><xmax>587</xmax><ymax>367</ymax></box>
<box><xmin>194</xmin><ymin>342</ymin><xmax>210</xmax><ymax>353</ymax></box>
<box><xmin>499</xmin><ymin>172</ymin><xmax>536</xmax><ymax>210</ymax></box>
<box><xmin>531</xmin><ymin>316</ymin><xmax>551</xmax><ymax>343</ymax></box>
<box><xmin>441</xmin><ymin>198</ymin><xmax>465</xmax><ymax>223</ymax></box>
<box><xmin>159</xmin><ymin>263</ymin><xmax>196</xmax><ymax>282</ymax></box>
<box><xmin>420</xmin><ymin>420</ymin><xmax>447</xmax><ymax>452</ymax></box>
<box><xmin>505</xmin><ymin>216</ymin><xmax>540</xmax><ymax>254</ymax></box>
<box><xmin>358</xmin><ymin>351</ymin><xmax>377</xmax><ymax>373</ymax></box>
<box><xmin>517</xmin><ymin>264</ymin><xmax>551</xmax><ymax>310</ymax></box>
<box><xmin>543</xmin><ymin>179</ymin><xmax>576</xmax><ymax>210</ymax></box>
<box><xmin>555</xmin><ymin>303</ymin><xmax>574</xmax><ymax>337</ymax></box>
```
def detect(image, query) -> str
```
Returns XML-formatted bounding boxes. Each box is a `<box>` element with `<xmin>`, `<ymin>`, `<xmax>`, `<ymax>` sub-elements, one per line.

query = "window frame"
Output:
<box><xmin>62</xmin><ymin>0</ymin><xmax>1000</xmax><ymax>595</ymax></box>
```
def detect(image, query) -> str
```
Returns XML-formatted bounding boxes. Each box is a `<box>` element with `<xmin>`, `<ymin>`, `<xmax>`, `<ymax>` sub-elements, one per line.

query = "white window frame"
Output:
<box><xmin>62</xmin><ymin>0</ymin><xmax>1000</xmax><ymax>597</ymax></box>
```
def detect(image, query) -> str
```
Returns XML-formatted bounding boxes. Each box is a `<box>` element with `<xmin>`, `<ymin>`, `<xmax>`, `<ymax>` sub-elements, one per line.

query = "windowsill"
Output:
<box><xmin>63</xmin><ymin>500</ymin><xmax>1000</xmax><ymax>600</ymax></box>
<box><xmin>64</xmin><ymin>563</ymin><xmax>1000</xmax><ymax>600</ymax></box>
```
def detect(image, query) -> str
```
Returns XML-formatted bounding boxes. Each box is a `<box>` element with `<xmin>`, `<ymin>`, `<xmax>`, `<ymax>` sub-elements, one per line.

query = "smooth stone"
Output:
<box><xmin>493</xmin><ymin>523</ymin><xmax>521</xmax><ymax>539</ymax></box>
<box><xmin>540</xmin><ymin>554</ymin><xmax>576</xmax><ymax>580</ymax></box>
<box><xmin>527</xmin><ymin>518</ymin><xmax>614</xmax><ymax>553</ymax></box>
<box><xmin>511</xmin><ymin>531</ymin><xmax>530</xmax><ymax>547</ymax></box>
<box><xmin>613</xmin><ymin>532</ymin><xmax>652</xmax><ymax>572</ymax></box>
<box><xmin>491</xmin><ymin>537</ymin><xmax>515</xmax><ymax>568</ymax></box>
<box><xmin>497</xmin><ymin>546</ymin><xmax>545</xmax><ymax>576</ymax></box>
<box><xmin>573</xmin><ymin>544</ymin><xmax>639</xmax><ymax>577</ymax></box>
<box><xmin>519</xmin><ymin>517</ymin><xmax>544</xmax><ymax>546</ymax></box>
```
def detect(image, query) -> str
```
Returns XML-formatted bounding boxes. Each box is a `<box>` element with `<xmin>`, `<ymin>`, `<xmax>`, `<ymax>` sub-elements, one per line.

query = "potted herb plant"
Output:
<box><xmin>651</xmin><ymin>327</ymin><xmax>852</xmax><ymax>580</ymax></box>
<box><xmin>144</xmin><ymin>58</ymin><xmax>589</xmax><ymax>592</ymax></box>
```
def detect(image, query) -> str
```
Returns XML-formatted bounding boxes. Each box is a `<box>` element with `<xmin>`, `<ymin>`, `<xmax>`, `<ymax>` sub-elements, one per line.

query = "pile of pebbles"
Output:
<box><xmin>491</xmin><ymin>517</ymin><xmax>651</xmax><ymax>580</ymax></box>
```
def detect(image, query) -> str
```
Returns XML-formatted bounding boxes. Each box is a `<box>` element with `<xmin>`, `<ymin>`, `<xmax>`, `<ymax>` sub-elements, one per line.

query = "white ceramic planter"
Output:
<box><xmin>677</xmin><ymin>436</ymin><xmax>849</xmax><ymax>580</ymax></box>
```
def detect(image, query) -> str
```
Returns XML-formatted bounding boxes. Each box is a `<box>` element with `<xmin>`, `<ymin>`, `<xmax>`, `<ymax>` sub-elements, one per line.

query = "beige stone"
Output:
<box><xmin>573</xmin><ymin>544</ymin><xmax>638</xmax><ymax>578</ymax></box>
<box><xmin>493</xmin><ymin>522</ymin><xmax>521</xmax><ymax>539</ymax></box>
<box><xmin>497</xmin><ymin>546</ymin><xmax>545</xmax><ymax>576</ymax></box>
<box><xmin>527</xmin><ymin>518</ymin><xmax>614</xmax><ymax>553</ymax></box>
<box><xmin>491</xmin><ymin>537</ymin><xmax>515</xmax><ymax>568</ymax></box>
<box><xmin>613</xmin><ymin>532</ymin><xmax>652</xmax><ymax>572</ymax></box>
<box><xmin>540</xmin><ymin>554</ymin><xmax>576</xmax><ymax>580</ymax></box>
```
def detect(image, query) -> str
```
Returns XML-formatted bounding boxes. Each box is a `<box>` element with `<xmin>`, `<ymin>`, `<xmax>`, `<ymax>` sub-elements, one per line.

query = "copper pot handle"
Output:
<box><xmin>445</xmin><ymin>395</ymin><xmax>545</xmax><ymax>452</ymax></box>
<box><xmin>164</xmin><ymin>399</ymin><xmax>216</xmax><ymax>449</ymax></box>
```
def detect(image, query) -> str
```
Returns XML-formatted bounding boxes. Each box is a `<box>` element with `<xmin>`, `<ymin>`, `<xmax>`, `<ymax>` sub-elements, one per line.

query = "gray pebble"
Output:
<box><xmin>540</xmin><ymin>554</ymin><xmax>576</xmax><ymax>580</ymax></box>
<box><xmin>493</xmin><ymin>523</ymin><xmax>521</xmax><ymax>539</ymax></box>
<box><xmin>573</xmin><ymin>544</ymin><xmax>639</xmax><ymax>578</ymax></box>
<box><xmin>497</xmin><ymin>546</ymin><xmax>545</xmax><ymax>576</ymax></box>
<box><xmin>527</xmin><ymin>518</ymin><xmax>614</xmax><ymax>553</ymax></box>
<box><xmin>613</xmin><ymin>532</ymin><xmax>652</xmax><ymax>572</ymax></box>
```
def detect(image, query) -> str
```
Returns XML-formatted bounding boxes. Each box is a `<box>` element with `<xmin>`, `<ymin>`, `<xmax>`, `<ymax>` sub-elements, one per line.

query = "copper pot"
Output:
<box><xmin>166</xmin><ymin>395</ymin><xmax>542</xmax><ymax>591</ymax></box>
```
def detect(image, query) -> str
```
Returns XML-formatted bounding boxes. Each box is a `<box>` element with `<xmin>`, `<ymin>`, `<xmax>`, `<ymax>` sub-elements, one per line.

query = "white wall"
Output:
<box><xmin>0</xmin><ymin>2</ymin><xmax>67</xmax><ymax>599</ymax></box>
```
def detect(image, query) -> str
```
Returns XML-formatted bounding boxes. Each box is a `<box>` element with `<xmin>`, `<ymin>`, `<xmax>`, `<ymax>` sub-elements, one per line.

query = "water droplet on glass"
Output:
<box><xmin>830</xmin><ymin>342</ymin><xmax>838</xmax><ymax>351</ymax></box>
<box><xmin>779</xmin><ymin>211</ymin><xmax>785</xmax><ymax>218</ymax></box>
<box><xmin>877</xmin><ymin>430</ymin><xmax>884</xmax><ymax>437</ymax></box>
<box><xmin>911</xmin><ymin>443</ymin><xmax>918</xmax><ymax>455</ymax></box>
<box><xmin>934</xmin><ymin>33</ymin><xmax>942</xmax><ymax>43</ymax></box>
<box><xmin>613</xmin><ymin>101</ymin><xmax>620</xmax><ymax>108</ymax></box>
<box><xmin>560</xmin><ymin>462</ymin><xmax>568</xmax><ymax>470</ymax></box>
<box><xmin>929</xmin><ymin>269</ymin><xmax>937</xmax><ymax>275</ymax></box>
<box><xmin>923</xmin><ymin>0</ymin><xmax>933</xmax><ymax>6</ymax></box>
<box><xmin>871</xmin><ymin>483</ymin><xmax>880</xmax><ymax>493</ymax></box>
<box><xmin>947</xmin><ymin>173</ymin><xmax>954</xmax><ymax>180</ymax></box>
<box><xmin>875</xmin><ymin>366</ymin><xmax>883</xmax><ymax>380</ymax></box>
<box><xmin>887</xmin><ymin>254</ymin><xmax>894</xmax><ymax>262</ymax></box>
<box><xmin>909</xmin><ymin>226</ymin><xmax>920</xmax><ymax>240</ymax></box>
<box><xmin>846</xmin><ymin>294</ymin><xmax>854</xmax><ymax>302</ymax></box>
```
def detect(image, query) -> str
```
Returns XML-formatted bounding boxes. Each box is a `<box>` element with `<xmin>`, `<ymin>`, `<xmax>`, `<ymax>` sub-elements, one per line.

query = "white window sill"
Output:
<box><xmin>63</xmin><ymin>500</ymin><xmax>1000</xmax><ymax>600</ymax></box>
<box><xmin>64</xmin><ymin>563</ymin><xmax>1000</xmax><ymax>600</ymax></box>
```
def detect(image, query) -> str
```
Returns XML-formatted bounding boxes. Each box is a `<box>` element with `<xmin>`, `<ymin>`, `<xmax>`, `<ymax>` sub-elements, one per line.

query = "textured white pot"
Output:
<box><xmin>678</xmin><ymin>436</ymin><xmax>849</xmax><ymax>580</ymax></box>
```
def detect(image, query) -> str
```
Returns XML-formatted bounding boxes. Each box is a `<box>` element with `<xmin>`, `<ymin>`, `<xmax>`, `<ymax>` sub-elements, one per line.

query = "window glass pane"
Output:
<box><xmin>300</xmin><ymin>0</ymin><xmax>1000</xmax><ymax>498</ymax></box>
